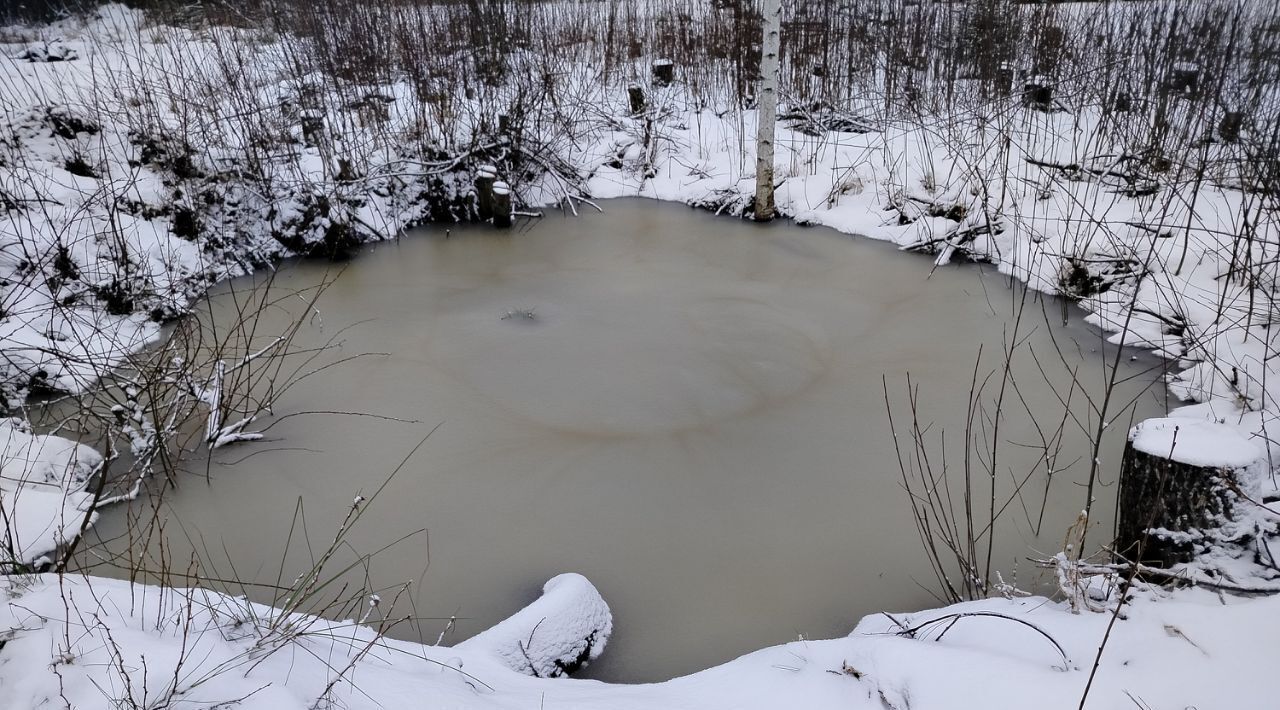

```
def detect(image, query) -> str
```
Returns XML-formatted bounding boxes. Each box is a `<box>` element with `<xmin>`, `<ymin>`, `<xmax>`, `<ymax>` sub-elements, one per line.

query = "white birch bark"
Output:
<box><xmin>754</xmin><ymin>0</ymin><xmax>782</xmax><ymax>221</ymax></box>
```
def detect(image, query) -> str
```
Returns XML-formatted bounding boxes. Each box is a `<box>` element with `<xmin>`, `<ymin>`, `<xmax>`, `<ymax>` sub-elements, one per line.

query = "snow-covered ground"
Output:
<box><xmin>4</xmin><ymin>570</ymin><xmax>1277</xmax><ymax>709</ymax></box>
<box><xmin>0</xmin><ymin>4</ymin><xmax>1278</xmax><ymax>707</ymax></box>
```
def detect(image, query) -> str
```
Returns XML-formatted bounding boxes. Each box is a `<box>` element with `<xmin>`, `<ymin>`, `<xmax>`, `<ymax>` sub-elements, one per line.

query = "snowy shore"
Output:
<box><xmin>0</xmin><ymin>5</ymin><xmax>1277</xmax><ymax>707</ymax></box>
<box><xmin>4</xmin><ymin>571</ymin><xmax>1278</xmax><ymax>709</ymax></box>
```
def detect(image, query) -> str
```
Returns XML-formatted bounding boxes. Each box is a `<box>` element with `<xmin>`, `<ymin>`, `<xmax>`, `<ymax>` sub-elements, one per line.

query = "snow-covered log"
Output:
<box><xmin>457</xmin><ymin>573</ymin><xmax>611</xmax><ymax>678</ymax></box>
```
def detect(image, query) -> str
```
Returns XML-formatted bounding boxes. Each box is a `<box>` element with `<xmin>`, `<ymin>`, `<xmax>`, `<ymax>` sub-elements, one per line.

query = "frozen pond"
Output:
<box><xmin>82</xmin><ymin>200</ymin><xmax>1166</xmax><ymax>682</ymax></box>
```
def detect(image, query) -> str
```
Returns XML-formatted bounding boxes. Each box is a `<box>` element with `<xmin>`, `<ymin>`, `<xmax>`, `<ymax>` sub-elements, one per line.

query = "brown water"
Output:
<box><xmin>82</xmin><ymin>200</ymin><xmax>1166</xmax><ymax>683</ymax></box>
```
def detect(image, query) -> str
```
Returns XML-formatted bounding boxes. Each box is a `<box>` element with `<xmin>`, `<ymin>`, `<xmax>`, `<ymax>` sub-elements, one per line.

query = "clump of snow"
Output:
<box><xmin>14</xmin><ymin>40</ymin><xmax>77</xmax><ymax>62</ymax></box>
<box><xmin>458</xmin><ymin>572</ymin><xmax>611</xmax><ymax>678</ymax></box>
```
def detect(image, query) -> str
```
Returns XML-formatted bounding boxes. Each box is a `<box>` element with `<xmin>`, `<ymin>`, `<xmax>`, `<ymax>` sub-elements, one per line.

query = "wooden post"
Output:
<box><xmin>492</xmin><ymin>180</ymin><xmax>512</xmax><ymax>228</ymax></box>
<box><xmin>753</xmin><ymin>0</ymin><xmax>782</xmax><ymax>222</ymax></box>
<box><xmin>475</xmin><ymin>165</ymin><xmax>497</xmax><ymax>221</ymax></box>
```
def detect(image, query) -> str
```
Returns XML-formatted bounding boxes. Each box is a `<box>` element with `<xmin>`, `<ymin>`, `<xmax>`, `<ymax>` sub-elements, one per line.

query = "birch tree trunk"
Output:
<box><xmin>754</xmin><ymin>0</ymin><xmax>782</xmax><ymax>221</ymax></box>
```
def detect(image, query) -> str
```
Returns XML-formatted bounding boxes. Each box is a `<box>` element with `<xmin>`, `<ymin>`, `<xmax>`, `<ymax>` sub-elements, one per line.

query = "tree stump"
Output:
<box><xmin>1167</xmin><ymin>61</ymin><xmax>1200</xmax><ymax>96</ymax></box>
<box><xmin>1021</xmin><ymin>77</ymin><xmax>1053</xmax><ymax>111</ymax></box>
<box><xmin>1110</xmin><ymin>91</ymin><xmax>1133</xmax><ymax>114</ymax></box>
<box><xmin>902</xmin><ymin>77</ymin><xmax>921</xmax><ymax>108</ymax></box>
<box><xmin>651</xmin><ymin>59</ymin><xmax>674</xmax><ymax>87</ymax></box>
<box><xmin>492</xmin><ymin>180</ymin><xmax>513</xmax><ymax>228</ymax></box>
<box><xmin>300</xmin><ymin>111</ymin><xmax>325</xmax><ymax>148</ymax></box>
<box><xmin>1115</xmin><ymin>419</ymin><xmax>1262</xmax><ymax>569</ymax></box>
<box><xmin>995</xmin><ymin>62</ymin><xmax>1017</xmax><ymax>93</ymax></box>
<box><xmin>475</xmin><ymin>165</ymin><xmax>497</xmax><ymax>221</ymax></box>
<box><xmin>627</xmin><ymin>84</ymin><xmax>646</xmax><ymax>115</ymax></box>
<box><xmin>1219</xmin><ymin>111</ymin><xmax>1245</xmax><ymax>142</ymax></box>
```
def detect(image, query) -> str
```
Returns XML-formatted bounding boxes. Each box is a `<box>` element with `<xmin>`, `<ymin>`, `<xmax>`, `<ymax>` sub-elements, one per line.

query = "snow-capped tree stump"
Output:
<box><xmin>651</xmin><ymin>59</ymin><xmax>674</xmax><ymax>86</ymax></box>
<box><xmin>492</xmin><ymin>180</ymin><xmax>512</xmax><ymax>228</ymax></box>
<box><xmin>628</xmin><ymin>84</ymin><xmax>646</xmax><ymax>115</ymax></box>
<box><xmin>1167</xmin><ymin>62</ymin><xmax>1200</xmax><ymax>95</ymax></box>
<box><xmin>1116</xmin><ymin>419</ymin><xmax>1262</xmax><ymax>569</ymax></box>
<box><xmin>995</xmin><ymin>62</ymin><xmax>1017</xmax><ymax>93</ymax></box>
<box><xmin>1116</xmin><ymin>443</ymin><xmax>1233</xmax><ymax>567</ymax></box>
<box><xmin>474</xmin><ymin>165</ymin><xmax>497</xmax><ymax>221</ymax></box>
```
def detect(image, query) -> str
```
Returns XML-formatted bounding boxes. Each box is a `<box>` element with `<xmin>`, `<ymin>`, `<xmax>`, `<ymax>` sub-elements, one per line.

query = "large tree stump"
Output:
<box><xmin>1116</xmin><ymin>419</ymin><xmax>1262</xmax><ymax>568</ymax></box>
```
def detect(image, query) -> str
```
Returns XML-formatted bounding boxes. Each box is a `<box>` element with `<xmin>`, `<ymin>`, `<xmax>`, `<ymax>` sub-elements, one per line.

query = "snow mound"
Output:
<box><xmin>458</xmin><ymin>572</ymin><xmax>612</xmax><ymax>677</ymax></box>
<box><xmin>0</xmin><ymin>418</ymin><xmax>101</xmax><ymax>564</ymax></box>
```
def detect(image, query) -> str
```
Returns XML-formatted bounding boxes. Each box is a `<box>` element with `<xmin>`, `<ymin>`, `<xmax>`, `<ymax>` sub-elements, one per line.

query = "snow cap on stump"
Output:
<box><xmin>1130</xmin><ymin>417</ymin><xmax>1265</xmax><ymax>471</ymax></box>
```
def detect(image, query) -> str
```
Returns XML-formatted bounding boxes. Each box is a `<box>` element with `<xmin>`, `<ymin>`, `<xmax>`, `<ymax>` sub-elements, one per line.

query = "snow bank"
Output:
<box><xmin>457</xmin><ymin>572</ymin><xmax>612</xmax><ymax>677</ymax></box>
<box><xmin>1</xmin><ymin>573</ymin><xmax>1276</xmax><ymax>709</ymax></box>
<box><xmin>0</xmin><ymin>418</ymin><xmax>100</xmax><ymax>565</ymax></box>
